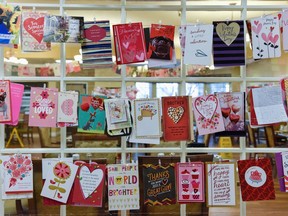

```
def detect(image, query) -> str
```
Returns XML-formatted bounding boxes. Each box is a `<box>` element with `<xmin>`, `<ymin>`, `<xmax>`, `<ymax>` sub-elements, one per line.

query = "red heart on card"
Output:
<box><xmin>57</xmin><ymin>193</ymin><xmax>62</xmax><ymax>199</ymax></box>
<box><xmin>23</xmin><ymin>17</ymin><xmax>44</xmax><ymax>43</ymax></box>
<box><xmin>80</xmin><ymin>102</ymin><xmax>90</xmax><ymax>112</ymax></box>
<box><xmin>229</xmin><ymin>113</ymin><xmax>240</xmax><ymax>124</ymax></box>
<box><xmin>162</xmin><ymin>178</ymin><xmax>168</xmax><ymax>185</ymax></box>
<box><xmin>254</xmin><ymin>20</ymin><xmax>259</xmax><ymax>26</ymax></box>
<box><xmin>84</xmin><ymin>25</ymin><xmax>106</xmax><ymax>43</ymax></box>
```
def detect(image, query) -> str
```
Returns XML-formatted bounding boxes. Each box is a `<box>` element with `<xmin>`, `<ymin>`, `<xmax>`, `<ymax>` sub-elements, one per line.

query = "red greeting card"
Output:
<box><xmin>162</xmin><ymin>96</ymin><xmax>194</xmax><ymax>141</ymax></box>
<box><xmin>113</xmin><ymin>22</ymin><xmax>147</xmax><ymax>65</ymax></box>
<box><xmin>237</xmin><ymin>158</ymin><xmax>275</xmax><ymax>201</ymax></box>
<box><xmin>71</xmin><ymin>161</ymin><xmax>106</xmax><ymax>207</ymax></box>
<box><xmin>0</xmin><ymin>80</ymin><xmax>12</xmax><ymax>123</ymax></box>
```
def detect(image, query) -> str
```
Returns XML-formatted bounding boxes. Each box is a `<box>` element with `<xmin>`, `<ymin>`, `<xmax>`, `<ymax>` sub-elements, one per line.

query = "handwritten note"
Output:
<box><xmin>206</xmin><ymin>162</ymin><xmax>236</xmax><ymax>206</ymax></box>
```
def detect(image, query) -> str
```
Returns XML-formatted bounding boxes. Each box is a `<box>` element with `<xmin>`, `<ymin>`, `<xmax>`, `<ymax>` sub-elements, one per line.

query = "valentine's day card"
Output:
<box><xmin>107</xmin><ymin>163</ymin><xmax>140</xmax><ymax>210</ymax></box>
<box><xmin>206</xmin><ymin>162</ymin><xmax>236</xmax><ymax>206</ymax></box>
<box><xmin>281</xmin><ymin>152</ymin><xmax>288</xmax><ymax>192</ymax></box>
<box><xmin>184</xmin><ymin>24</ymin><xmax>214</xmax><ymax>66</ymax></box>
<box><xmin>29</xmin><ymin>87</ymin><xmax>58</xmax><ymax>127</ymax></box>
<box><xmin>133</xmin><ymin>98</ymin><xmax>162</xmax><ymax>138</ymax></box>
<box><xmin>162</xmin><ymin>96</ymin><xmax>194</xmax><ymax>141</ymax></box>
<box><xmin>176</xmin><ymin>162</ymin><xmax>205</xmax><ymax>203</ymax></box>
<box><xmin>21</xmin><ymin>11</ymin><xmax>51</xmax><ymax>52</ymax></box>
<box><xmin>71</xmin><ymin>161</ymin><xmax>106</xmax><ymax>207</ymax></box>
<box><xmin>179</xmin><ymin>25</ymin><xmax>186</xmax><ymax>58</ymax></box>
<box><xmin>238</xmin><ymin>158</ymin><xmax>275</xmax><ymax>201</ymax></box>
<box><xmin>0</xmin><ymin>80</ymin><xmax>12</xmax><ymax>123</ymax></box>
<box><xmin>113</xmin><ymin>22</ymin><xmax>147</xmax><ymax>65</ymax></box>
<box><xmin>282</xmin><ymin>10</ymin><xmax>288</xmax><ymax>51</ymax></box>
<box><xmin>192</xmin><ymin>94</ymin><xmax>225</xmax><ymax>135</ymax></box>
<box><xmin>57</xmin><ymin>91</ymin><xmax>78</xmax><ymax>124</ymax></box>
<box><xmin>251</xmin><ymin>15</ymin><xmax>281</xmax><ymax>59</ymax></box>
<box><xmin>40</xmin><ymin>160</ymin><xmax>78</xmax><ymax>203</ymax></box>
<box><xmin>213</xmin><ymin>20</ymin><xmax>245</xmax><ymax>67</ymax></box>
<box><xmin>78</xmin><ymin>94</ymin><xmax>107</xmax><ymax>133</ymax></box>
<box><xmin>275</xmin><ymin>152</ymin><xmax>287</xmax><ymax>192</ymax></box>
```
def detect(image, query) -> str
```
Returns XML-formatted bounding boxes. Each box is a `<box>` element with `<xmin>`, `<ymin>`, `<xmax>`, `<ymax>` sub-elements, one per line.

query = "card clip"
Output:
<box><xmin>225</xmin><ymin>17</ymin><xmax>230</xmax><ymax>24</ymax></box>
<box><xmin>32</xmin><ymin>6</ymin><xmax>36</xmax><ymax>12</ymax></box>
<box><xmin>158</xmin><ymin>20</ymin><xmax>162</xmax><ymax>29</ymax></box>
<box><xmin>158</xmin><ymin>159</ymin><xmax>161</xmax><ymax>166</ymax></box>
<box><xmin>188</xmin><ymin>157</ymin><xmax>191</xmax><ymax>163</ymax></box>
<box><xmin>43</xmin><ymin>83</ymin><xmax>46</xmax><ymax>90</ymax></box>
<box><xmin>255</xmin><ymin>154</ymin><xmax>259</xmax><ymax>161</ymax></box>
<box><xmin>87</xmin><ymin>153</ymin><xmax>92</xmax><ymax>164</ymax></box>
<box><xmin>93</xmin><ymin>17</ymin><xmax>96</xmax><ymax>24</ymax></box>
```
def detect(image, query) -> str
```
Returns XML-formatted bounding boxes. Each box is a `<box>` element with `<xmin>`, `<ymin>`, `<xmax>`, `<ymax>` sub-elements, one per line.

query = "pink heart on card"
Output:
<box><xmin>252</xmin><ymin>23</ymin><xmax>262</xmax><ymax>34</ymax></box>
<box><xmin>123</xmin><ymin>42</ymin><xmax>129</xmax><ymax>49</ymax></box>
<box><xmin>195</xmin><ymin>95</ymin><xmax>218</xmax><ymax>120</ymax></box>
<box><xmin>23</xmin><ymin>17</ymin><xmax>45</xmax><ymax>43</ymax></box>
<box><xmin>61</xmin><ymin>99</ymin><xmax>74</xmax><ymax>116</ymax></box>
<box><xmin>136</xmin><ymin>52</ymin><xmax>144</xmax><ymax>61</ymax></box>
<box><xmin>254</xmin><ymin>20</ymin><xmax>259</xmax><ymax>26</ymax></box>
<box><xmin>84</xmin><ymin>25</ymin><xmax>106</xmax><ymax>43</ymax></box>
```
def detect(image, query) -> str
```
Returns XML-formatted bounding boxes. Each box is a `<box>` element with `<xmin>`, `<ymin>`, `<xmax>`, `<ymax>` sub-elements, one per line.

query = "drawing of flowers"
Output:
<box><xmin>268</xmin><ymin>31</ymin><xmax>279</xmax><ymax>57</ymax></box>
<box><xmin>252</xmin><ymin>20</ymin><xmax>263</xmax><ymax>57</ymax></box>
<box><xmin>197</xmin><ymin>112</ymin><xmax>220</xmax><ymax>130</ymax></box>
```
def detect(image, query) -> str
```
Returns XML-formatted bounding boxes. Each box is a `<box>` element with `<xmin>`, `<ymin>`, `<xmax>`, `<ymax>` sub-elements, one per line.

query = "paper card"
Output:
<box><xmin>282</xmin><ymin>10</ymin><xmax>288</xmax><ymax>51</ymax></box>
<box><xmin>78</xmin><ymin>94</ymin><xmax>107</xmax><ymax>133</ymax></box>
<box><xmin>184</xmin><ymin>24</ymin><xmax>213</xmax><ymax>66</ymax></box>
<box><xmin>251</xmin><ymin>15</ymin><xmax>281</xmax><ymax>59</ymax></box>
<box><xmin>281</xmin><ymin>152</ymin><xmax>288</xmax><ymax>192</ymax></box>
<box><xmin>179</xmin><ymin>25</ymin><xmax>186</xmax><ymax>58</ymax></box>
<box><xmin>162</xmin><ymin>96</ymin><xmax>194</xmax><ymax>141</ymax></box>
<box><xmin>40</xmin><ymin>160</ymin><xmax>78</xmax><ymax>203</ymax></box>
<box><xmin>107</xmin><ymin>163</ymin><xmax>140</xmax><ymax>210</ymax></box>
<box><xmin>206</xmin><ymin>162</ymin><xmax>236</xmax><ymax>206</ymax></box>
<box><xmin>213</xmin><ymin>20</ymin><xmax>245</xmax><ymax>67</ymax></box>
<box><xmin>42</xmin><ymin>158</ymin><xmax>73</xmax><ymax>180</ymax></box>
<box><xmin>275</xmin><ymin>152</ymin><xmax>286</xmax><ymax>192</ymax></box>
<box><xmin>0</xmin><ymin>80</ymin><xmax>12</xmax><ymax>123</ymax></box>
<box><xmin>192</xmin><ymin>94</ymin><xmax>225</xmax><ymax>135</ymax></box>
<box><xmin>21</xmin><ymin>11</ymin><xmax>51</xmax><ymax>52</ymax></box>
<box><xmin>28</xmin><ymin>87</ymin><xmax>58</xmax><ymax>127</ymax></box>
<box><xmin>0</xmin><ymin>4</ymin><xmax>21</xmax><ymax>45</ymax></box>
<box><xmin>252</xmin><ymin>86</ymin><xmax>288</xmax><ymax>125</ymax></box>
<box><xmin>143</xmin><ymin>163</ymin><xmax>176</xmax><ymax>206</ymax></box>
<box><xmin>133</xmin><ymin>99</ymin><xmax>162</xmax><ymax>138</ymax></box>
<box><xmin>176</xmin><ymin>162</ymin><xmax>205</xmax><ymax>203</ymax></box>
<box><xmin>57</xmin><ymin>91</ymin><xmax>78</xmax><ymax>124</ymax></box>
<box><xmin>237</xmin><ymin>158</ymin><xmax>275</xmax><ymax>201</ymax></box>
<box><xmin>71</xmin><ymin>161</ymin><xmax>106</xmax><ymax>207</ymax></box>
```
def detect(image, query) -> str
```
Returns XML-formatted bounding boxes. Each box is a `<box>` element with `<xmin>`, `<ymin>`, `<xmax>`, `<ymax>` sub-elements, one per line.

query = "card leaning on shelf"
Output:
<box><xmin>113</xmin><ymin>22</ymin><xmax>147</xmax><ymax>65</ymax></box>
<box><xmin>0</xmin><ymin>80</ymin><xmax>12</xmax><ymax>123</ymax></box>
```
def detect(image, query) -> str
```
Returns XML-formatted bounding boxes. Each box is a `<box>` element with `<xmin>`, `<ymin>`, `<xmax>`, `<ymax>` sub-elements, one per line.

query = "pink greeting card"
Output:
<box><xmin>29</xmin><ymin>87</ymin><xmax>58</xmax><ymax>127</ymax></box>
<box><xmin>192</xmin><ymin>94</ymin><xmax>225</xmax><ymax>135</ymax></box>
<box><xmin>0</xmin><ymin>80</ymin><xmax>12</xmax><ymax>123</ymax></box>
<box><xmin>57</xmin><ymin>91</ymin><xmax>78</xmax><ymax>124</ymax></box>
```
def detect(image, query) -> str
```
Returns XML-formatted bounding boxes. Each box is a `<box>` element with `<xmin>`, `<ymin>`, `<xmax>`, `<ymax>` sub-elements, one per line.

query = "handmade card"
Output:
<box><xmin>71</xmin><ymin>161</ymin><xmax>106</xmax><ymax>207</ymax></box>
<box><xmin>251</xmin><ymin>15</ymin><xmax>281</xmax><ymax>59</ymax></box>
<box><xmin>29</xmin><ymin>87</ymin><xmax>58</xmax><ymax>127</ymax></box>
<box><xmin>41</xmin><ymin>160</ymin><xmax>78</xmax><ymax>203</ymax></box>
<box><xmin>113</xmin><ymin>22</ymin><xmax>147</xmax><ymax>64</ymax></box>
<box><xmin>176</xmin><ymin>162</ymin><xmax>205</xmax><ymax>203</ymax></box>
<box><xmin>133</xmin><ymin>98</ymin><xmax>161</xmax><ymax>138</ymax></box>
<box><xmin>162</xmin><ymin>96</ymin><xmax>194</xmax><ymax>141</ymax></box>
<box><xmin>192</xmin><ymin>94</ymin><xmax>225</xmax><ymax>135</ymax></box>
<box><xmin>206</xmin><ymin>162</ymin><xmax>236</xmax><ymax>206</ymax></box>
<box><xmin>0</xmin><ymin>4</ymin><xmax>21</xmax><ymax>45</ymax></box>
<box><xmin>107</xmin><ymin>163</ymin><xmax>140</xmax><ymax>210</ymax></box>
<box><xmin>213</xmin><ymin>20</ymin><xmax>245</xmax><ymax>67</ymax></box>
<box><xmin>57</xmin><ymin>91</ymin><xmax>78</xmax><ymax>124</ymax></box>
<box><xmin>143</xmin><ymin>163</ymin><xmax>176</xmax><ymax>206</ymax></box>
<box><xmin>0</xmin><ymin>80</ymin><xmax>12</xmax><ymax>123</ymax></box>
<box><xmin>216</xmin><ymin>92</ymin><xmax>245</xmax><ymax>136</ymax></box>
<box><xmin>82</xmin><ymin>20</ymin><xmax>113</xmax><ymax>68</ymax></box>
<box><xmin>282</xmin><ymin>10</ymin><xmax>288</xmax><ymax>51</ymax></box>
<box><xmin>184</xmin><ymin>24</ymin><xmax>213</xmax><ymax>66</ymax></box>
<box><xmin>238</xmin><ymin>158</ymin><xmax>275</xmax><ymax>201</ymax></box>
<box><xmin>21</xmin><ymin>11</ymin><xmax>51</xmax><ymax>52</ymax></box>
<box><xmin>78</xmin><ymin>94</ymin><xmax>106</xmax><ymax>133</ymax></box>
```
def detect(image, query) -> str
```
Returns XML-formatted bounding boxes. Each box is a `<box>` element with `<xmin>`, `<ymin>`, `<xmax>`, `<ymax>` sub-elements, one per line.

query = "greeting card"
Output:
<box><xmin>107</xmin><ymin>163</ymin><xmax>140</xmax><ymax>210</ymax></box>
<box><xmin>184</xmin><ymin>24</ymin><xmax>213</xmax><ymax>66</ymax></box>
<box><xmin>216</xmin><ymin>92</ymin><xmax>245</xmax><ymax>136</ymax></box>
<box><xmin>71</xmin><ymin>161</ymin><xmax>106</xmax><ymax>207</ymax></box>
<box><xmin>41</xmin><ymin>160</ymin><xmax>78</xmax><ymax>203</ymax></box>
<box><xmin>179</xmin><ymin>25</ymin><xmax>186</xmax><ymax>58</ymax></box>
<box><xmin>113</xmin><ymin>22</ymin><xmax>147</xmax><ymax>64</ymax></box>
<box><xmin>82</xmin><ymin>20</ymin><xmax>113</xmax><ymax>68</ymax></box>
<box><xmin>176</xmin><ymin>162</ymin><xmax>205</xmax><ymax>203</ymax></box>
<box><xmin>192</xmin><ymin>94</ymin><xmax>225</xmax><ymax>135</ymax></box>
<box><xmin>251</xmin><ymin>15</ymin><xmax>281</xmax><ymax>59</ymax></box>
<box><xmin>282</xmin><ymin>10</ymin><xmax>288</xmax><ymax>51</ymax></box>
<box><xmin>57</xmin><ymin>91</ymin><xmax>78</xmax><ymax>124</ymax></box>
<box><xmin>162</xmin><ymin>96</ymin><xmax>194</xmax><ymax>141</ymax></box>
<box><xmin>281</xmin><ymin>152</ymin><xmax>288</xmax><ymax>192</ymax></box>
<box><xmin>78</xmin><ymin>94</ymin><xmax>107</xmax><ymax>133</ymax></box>
<box><xmin>0</xmin><ymin>80</ymin><xmax>12</xmax><ymax>123</ymax></box>
<box><xmin>237</xmin><ymin>158</ymin><xmax>275</xmax><ymax>201</ymax></box>
<box><xmin>0</xmin><ymin>4</ymin><xmax>21</xmax><ymax>45</ymax></box>
<box><xmin>213</xmin><ymin>20</ymin><xmax>245</xmax><ymax>67</ymax></box>
<box><xmin>133</xmin><ymin>99</ymin><xmax>161</xmax><ymax>138</ymax></box>
<box><xmin>206</xmin><ymin>162</ymin><xmax>236</xmax><ymax>206</ymax></box>
<box><xmin>275</xmin><ymin>152</ymin><xmax>287</xmax><ymax>192</ymax></box>
<box><xmin>29</xmin><ymin>87</ymin><xmax>58</xmax><ymax>127</ymax></box>
<box><xmin>21</xmin><ymin>11</ymin><xmax>51</xmax><ymax>52</ymax></box>
<box><xmin>143</xmin><ymin>163</ymin><xmax>176</xmax><ymax>206</ymax></box>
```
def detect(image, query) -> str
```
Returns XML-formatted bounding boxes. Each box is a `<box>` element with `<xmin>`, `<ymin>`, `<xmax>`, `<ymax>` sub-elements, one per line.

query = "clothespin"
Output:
<box><xmin>157</xmin><ymin>20</ymin><xmax>162</xmax><ymax>29</ymax></box>
<box><xmin>255</xmin><ymin>154</ymin><xmax>259</xmax><ymax>161</ymax></box>
<box><xmin>32</xmin><ymin>6</ymin><xmax>36</xmax><ymax>12</ymax></box>
<box><xmin>195</xmin><ymin>19</ymin><xmax>200</xmax><ymax>27</ymax></box>
<box><xmin>188</xmin><ymin>157</ymin><xmax>191</xmax><ymax>163</ymax></box>
<box><xmin>87</xmin><ymin>153</ymin><xmax>92</xmax><ymax>164</ymax></box>
<box><xmin>93</xmin><ymin>17</ymin><xmax>96</xmax><ymax>24</ymax></box>
<box><xmin>158</xmin><ymin>158</ymin><xmax>161</xmax><ymax>166</ymax></box>
<box><xmin>43</xmin><ymin>83</ymin><xmax>46</xmax><ymax>90</ymax></box>
<box><xmin>225</xmin><ymin>17</ymin><xmax>230</xmax><ymax>24</ymax></box>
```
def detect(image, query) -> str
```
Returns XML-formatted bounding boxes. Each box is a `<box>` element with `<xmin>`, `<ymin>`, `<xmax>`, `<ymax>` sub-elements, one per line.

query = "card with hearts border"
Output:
<box><xmin>162</xmin><ymin>96</ymin><xmax>194</xmax><ymax>141</ymax></box>
<box><xmin>192</xmin><ymin>94</ymin><xmax>225</xmax><ymax>136</ymax></box>
<box><xmin>71</xmin><ymin>161</ymin><xmax>106</xmax><ymax>207</ymax></box>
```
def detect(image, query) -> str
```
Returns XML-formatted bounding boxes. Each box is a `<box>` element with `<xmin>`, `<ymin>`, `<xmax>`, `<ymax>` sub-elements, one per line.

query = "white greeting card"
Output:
<box><xmin>184</xmin><ymin>24</ymin><xmax>213</xmax><ymax>66</ymax></box>
<box><xmin>57</xmin><ymin>91</ymin><xmax>78</xmax><ymax>123</ymax></box>
<box><xmin>281</xmin><ymin>152</ymin><xmax>288</xmax><ymax>192</ymax></box>
<box><xmin>41</xmin><ymin>158</ymin><xmax>73</xmax><ymax>180</ymax></box>
<box><xmin>282</xmin><ymin>10</ymin><xmax>288</xmax><ymax>51</ymax></box>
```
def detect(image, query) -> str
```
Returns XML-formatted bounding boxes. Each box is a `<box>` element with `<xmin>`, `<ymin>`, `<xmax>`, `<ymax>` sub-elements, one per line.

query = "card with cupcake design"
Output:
<box><xmin>176</xmin><ymin>162</ymin><xmax>205</xmax><ymax>203</ymax></box>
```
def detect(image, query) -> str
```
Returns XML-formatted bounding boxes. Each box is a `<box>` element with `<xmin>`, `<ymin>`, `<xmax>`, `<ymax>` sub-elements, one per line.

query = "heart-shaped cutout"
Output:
<box><xmin>216</xmin><ymin>22</ymin><xmax>240</xmax><ymax>46</ymax></box>
<box><xmin>23</xmin><ymin>17</ymin><xmax>45</xmax><ymax>43</ymax></box>
<box><xmin>167</xmin><ymin>106</ymin><xmax>184</xmax><ymax>123</ymax></box>
<box><xmin>79</xmin><ymin>166</ymin><xmax>103</xmax><ymax>199</ymax></box>
<box><xmin>195</xmin><ymin>95</ymin><xmax>218</xmax><ymax>120</ymax></box>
